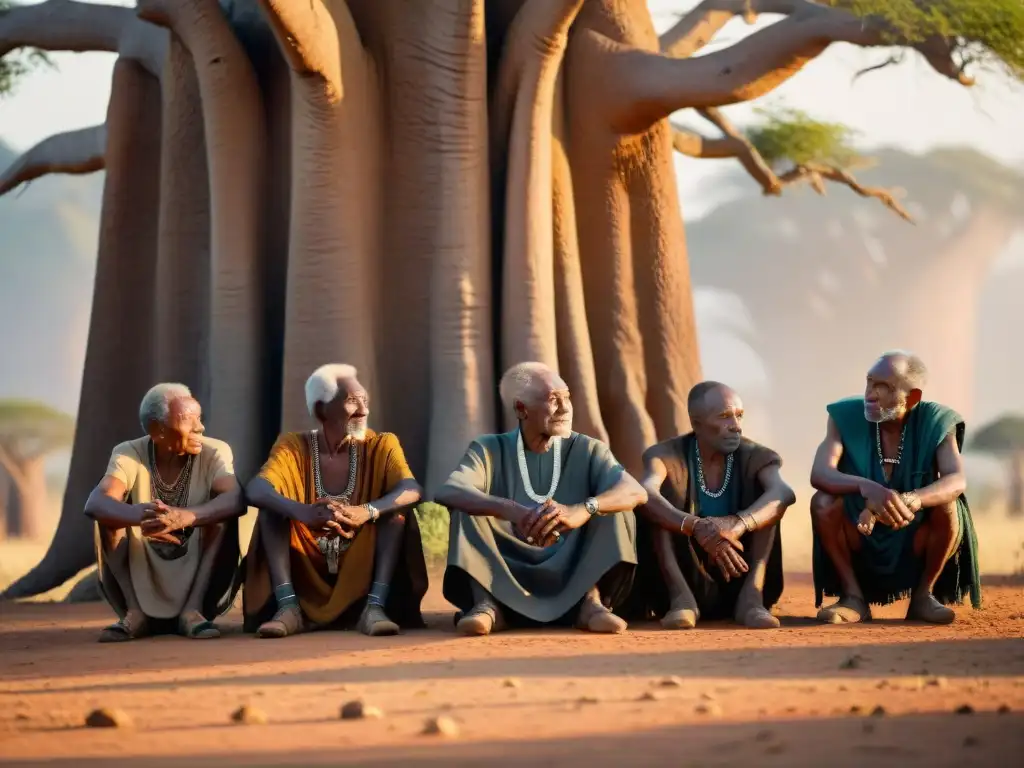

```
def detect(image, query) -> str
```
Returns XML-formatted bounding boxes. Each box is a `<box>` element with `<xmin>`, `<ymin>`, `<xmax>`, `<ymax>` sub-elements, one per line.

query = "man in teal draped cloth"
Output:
<box><xmin>436</xmin><ymin>362</ymin><xmax>647</xmax><ymax>636</ymax></box>
<box><xmin>810</xmin><ymin>351</ymin><xmax>981</xmax><ymax>624</ymax></box>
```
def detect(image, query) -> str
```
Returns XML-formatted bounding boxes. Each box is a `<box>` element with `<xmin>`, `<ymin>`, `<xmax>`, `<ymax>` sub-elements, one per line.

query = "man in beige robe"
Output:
<box><xmin>85</xmin><ymin>383</ymin><xmax>245</xmax><ymax>641</ymax></box>
<box><xmin>436</xmin><ymin>362</ymin><xmax>647</xmax><ymax>635</ymax></box>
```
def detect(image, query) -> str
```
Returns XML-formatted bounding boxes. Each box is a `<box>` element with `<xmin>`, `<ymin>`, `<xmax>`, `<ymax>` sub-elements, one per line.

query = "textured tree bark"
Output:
<box><xmin>153</xmin><ymin>34</ymin><xmax>211</xmax><ymax>396</ymax></box>
<box><xmin>0</xmin><ymin>454</ymin><xmax>46</xmax><ymax>540</ymax></box>
<box><xmin>0</xmin><ymin>124</ymin><xmax>106</xmax><ymax>195</ymax></box>
<box><xmin>2</xmin><ymin>58</ymin><xmax>162</xmax><ymax>597</ymax></box>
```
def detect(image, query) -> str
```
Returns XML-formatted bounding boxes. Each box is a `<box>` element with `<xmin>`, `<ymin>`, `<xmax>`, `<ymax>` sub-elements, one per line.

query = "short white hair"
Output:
<box><xmin>499</xmin><ymin>361</ymin><xmax>557</xmax><ymax>411</ymax></box>
<box><xmin>879</xmin><ymin>350</ymin><xmax>929</xmax><ymax>391</ymax></box>
<box><xmin>305</xmin><ymin>363</ymin><xmax>358</xmax><ymax>418</ymax></box>
<box><xmin>139</xmin><ymin>382</ymin><xmax>193</xmax><ymax>431</ymax></box>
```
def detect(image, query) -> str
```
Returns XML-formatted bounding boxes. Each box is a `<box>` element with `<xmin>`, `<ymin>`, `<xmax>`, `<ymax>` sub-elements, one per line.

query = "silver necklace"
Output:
<box><xmin>516</xmin><ymin>429</ymin><xmax>562</xmax><ymax>503</ymax></box>
<box><xmin>309</xmin><ymin>430</ymin><xmax>359</xmax><ymax>573</ymax></box>
<box><xmin>696</xmin><ymin>444</ymin><xmax>733</xmax><ymax>499</ymax></box>
<box><xmin>148</xmin><ymin>440</ymin><xmax>194</xmax><ymax>508</ymax></box>
<box><xmin>875</xmin><ymin>422</ymin><xmax>906</xmax><ymax>469</ymax></box>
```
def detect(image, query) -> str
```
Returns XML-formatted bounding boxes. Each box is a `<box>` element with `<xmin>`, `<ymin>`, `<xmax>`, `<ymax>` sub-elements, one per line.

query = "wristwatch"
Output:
<box><xmin>584</xmin><ymin>497</ymin><xmax>600</xmax><ymax>517</ymax></box>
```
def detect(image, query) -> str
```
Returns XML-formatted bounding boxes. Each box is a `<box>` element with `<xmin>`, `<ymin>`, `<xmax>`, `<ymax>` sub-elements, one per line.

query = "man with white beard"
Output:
<box><xmin>242</xmin><ymin>364</ymin><xmax>429</xmax><ymax>638</ymax></box>
<box><xmin>809</xmin><ymin>351</ymin><xmax>981</xmax><ymax>625</ymax></box>
<box><xmin>436</xmin><ymin>362</ymin><xmax>647</xmax><ymax>636</ymax></box>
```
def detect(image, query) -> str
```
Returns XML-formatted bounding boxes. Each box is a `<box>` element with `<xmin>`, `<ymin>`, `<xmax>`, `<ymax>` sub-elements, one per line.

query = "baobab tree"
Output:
<box><xmin>0</xmin><ymin>0</ymin><xmax>1020</xmax><ymax>599</ymax></box>
<box><xmin>969</xmin><ymin>413</ymin><xmax>1024</xmax><ymax>518</ymax></box>
<box><xmin>0</xmin><ymin>400</ymin><xmax>74</xmax><ymax>540</ymax></box>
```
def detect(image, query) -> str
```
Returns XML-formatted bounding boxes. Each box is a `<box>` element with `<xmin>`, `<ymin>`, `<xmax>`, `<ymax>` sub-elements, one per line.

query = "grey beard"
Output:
<box><xmin>346</xmin><ymin>421</ymin><xmax>368</xmax><ymax>441</ymax></box>
<box><xmin>864</xmin><ymin>405</ymin><xmax>900</xmax><ymax>423</ymax></box>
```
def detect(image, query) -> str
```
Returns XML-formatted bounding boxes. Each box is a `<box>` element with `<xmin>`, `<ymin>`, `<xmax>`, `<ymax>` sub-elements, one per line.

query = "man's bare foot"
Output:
<box><xmin>456</xmin><ymin>600</ymin><xmax>505</xmax><ymax>636</ymax></box>
<box><xmin>256</xmin><ymin>604</ymin><xmax>305</xmax><ymax>638</ymax></box>
<box><xmin>576</xmin><ymin>600</ymin><xmax>627</xmax><ymax>634</ymax></box>
<box><xmin>178</xmin><ymin>609</ymin><xmax>220</xmax><ymax>639</ymax></box>
<box><xmin>98</xmin><ymin>610</ymin><xmax>148</xmax><ymax>643</ymax></box>
<box><xmin>358</xmin><ymin>603</ymin><xmax>400</xmax><ymax>636</ymax></box>
<box><xmin>816</xmin><ymin>595</ymin><xmax>871</xmax><ymax>624</ymax></box>
<box><xmin>906</xmin><ymin>592</ymin><xmax>956</xmax><ymax>624</ymax></box>
<box><xmin>661</xmin><ymin>597</ymin><xmax>699</xmax><ymax>629</ymax></box>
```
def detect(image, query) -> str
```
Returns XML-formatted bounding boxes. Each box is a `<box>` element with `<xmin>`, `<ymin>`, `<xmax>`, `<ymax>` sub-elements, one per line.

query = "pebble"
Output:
<box><xmin>230</xmin><ymin>706</ymin><xmax>267</xmax><ymax>725</ymax></box>
<box><xmin>927</xmin><ymin>677</ymin><xmax>948</xmax><ymax>688</ymax></box>
<box><xmin>503</xmin><ymin>678</ymin><xmax>522</xmax><ymax>689</ymax></box>
<box><xmin>849</xmin><ymin>705</ymin><xmax>862</xmax><ymax>715</ymax></box>
<box><xmin>699</xmin><ymin>692</ymin><xmax>716</xmax><ymax>701</ymax></box>
<box><xmin>84</xmin><ymin>708</ymin><xmax>132</xmax><ymax>729</ymax></box>
<box><xmin>340</xmin><ymin>700</ymin><xmax>383</xmax><ymax>720</ymax></box>
<box><xmin>955</xmin><ymin>704</ymin><xmax>974</xmax><ymax>715</ymax></box>
<box><xmin>422</xmin><ymin>716</ymin><xmax>459</xmax><ymax>738</ymax></box>
<box><xmin>577</xmin><ymin>696</ymin><xmax>601</xmax><ymax>705</ymax></box>
<box><xmin>839</xmin><ymin>654</ymin><xmax>863</xmax><ymax>670</ymax></box>
<box><xmin>659</xmin><ymin>676</ymin><xmax>684</xmax><ymax>688</ymax></box>
<box><xmin>694</xmin><ymin>702</ymin><xmax>722</xmax><ymax>717</ymax></box>
<box><xmin>870</xmin><ymin>705</ymin><xmax>886</xmax><ymax>717</ymax></box>
<box><xmin>997</xmin><ymin>704</ymin><xmax>1011</xmax><ymax>714</ymax></box>
<box><xmin>638</xmin><ymin>691</ymin><xmax>662</xmax><ymax>702</ymax></box>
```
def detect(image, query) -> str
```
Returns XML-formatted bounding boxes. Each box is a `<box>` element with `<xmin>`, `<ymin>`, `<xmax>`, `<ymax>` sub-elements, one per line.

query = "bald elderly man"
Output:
<box><xmin>436</xmin><ymin>361</ymin><xmax>647</xmax><ymax>635</ymax></box>
<box><xmin>628</xmin><ymin>381</ymin><xmax>795</xmax><ymax>629</ymax></box>
<box><xmin>810</xmin><ymin>351</ymin><xmax>981</xmax><ymax>624</ymax></box>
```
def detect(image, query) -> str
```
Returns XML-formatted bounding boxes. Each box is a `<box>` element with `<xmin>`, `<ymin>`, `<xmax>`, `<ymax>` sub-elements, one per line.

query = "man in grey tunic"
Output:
<box><xmin>437</xmin><ymin>362</ymin><xmax>647</xmax><ymax>636</ymax></box>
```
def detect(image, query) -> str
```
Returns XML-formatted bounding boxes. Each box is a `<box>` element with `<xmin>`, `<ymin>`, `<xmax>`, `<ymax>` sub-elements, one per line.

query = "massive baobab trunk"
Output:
<box><xmin>0</xmin><ymin>0</ymin><xmax>995</xmax><ymax>597</ymax></box>
<box><xmin>0</xmin><ymin>454</ymin><xmax>46</xmax><ymax>540</ymax></box>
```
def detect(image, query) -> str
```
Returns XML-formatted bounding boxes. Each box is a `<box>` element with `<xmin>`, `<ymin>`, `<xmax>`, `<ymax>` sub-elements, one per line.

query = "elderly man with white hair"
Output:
<box><xmin>242</xmin><ymin>363</ymin><xmax>429</xmax><ymax>638</ymax></box>
<box><xmin>436</xmin><ymin>361</ymin><xmax>647</xmax><ymax>636</ymax></box>
<box><xmin>84</xmin><ymin>383</ymin><xmax>244</xmax><ymax>642</ymax></box>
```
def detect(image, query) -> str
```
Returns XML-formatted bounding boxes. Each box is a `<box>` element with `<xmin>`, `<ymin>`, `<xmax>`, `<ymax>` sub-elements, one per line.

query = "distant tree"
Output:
<box><xmin>0</xmin><ymin>1</ymin><xmax>53</xmax><ymax>97</ymax></box>
<box><xmin>0</xmin><ymin>400</ymin><xmax>74</xmax><ymax>538</ymax></box>
<box><xmin>969</xmin><ymin>413</ymin><xmax>1024</xmax><ymax>517</ymax></box>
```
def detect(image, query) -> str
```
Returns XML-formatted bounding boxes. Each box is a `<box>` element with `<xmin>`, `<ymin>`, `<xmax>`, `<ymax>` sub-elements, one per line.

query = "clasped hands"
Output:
<box><xmin>856</xmin><ymin>484</ymin><xmax>921</xmax><ymax>535</ymax></box>
<box><xmin>693</xmin><ymin>515</ymin><xmax>749</xmax><ymax>582</ymax></box>
<box><xmin>512</xmin><ymin>499</ymin><xmax>590</xmax><ymax>547</ymax></box>
<box><xmin>306</xmin><ymin>498</ymin><xmax>372</xmax><ymax>540</ymax></box>
<box><xmin>138</xmin><ymin>500</ymin><xmax>196</xmax><ymax>545</ymax></box>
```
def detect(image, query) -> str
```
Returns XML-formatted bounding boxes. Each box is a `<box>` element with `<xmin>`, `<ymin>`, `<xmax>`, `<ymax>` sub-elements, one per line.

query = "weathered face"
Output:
<box><xmin>692</xmin><ymin>386</ymin><xmax>743</xmax><ymax>455</ymax></box>
<box><xmin>150</xmin><ymin>397</ymin><xmax>205</xmax><ymax>456</ymax></box>
<box><xmin>516</xmin><ymin>372</ymin><xmax>573</xmax><ymax>440</ymax></box>
<box><xmin>864</xmin><ymin>357</ymin><xmax>917</xmax><ymax>423</ymax></box>
<box><xmin>318</xmin><ymin>377</ymin><xmax>370</xmax><ymax>440</ymax></box>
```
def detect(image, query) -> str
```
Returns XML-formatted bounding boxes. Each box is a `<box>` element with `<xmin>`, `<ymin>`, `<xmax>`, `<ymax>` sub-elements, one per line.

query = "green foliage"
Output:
<box><xmin>746</xmin><ymin>107</ymin><xmax>863</xmax><ymax>169</ymax></box>
<box><xmin>415</xmin><ymin>502</ymin><xmax>450</xmax><ymax>568</ymax></box>
<box><xmin>968</xmin><ymin>413</ymin><xmax>1024</xmax><ymax>454</ymax></box>
<box><xmin>834</xmin><ymin>0</ymin><xmax>1024</xmax><ymax>80</ymax></box>
<box><xmin>0</xmin><ymin>399</ymin><xmax>75</xmax><ymax>458</ymax></box>
<box><xmin>0</xmin><ymin>2</ymin><xmax>56</xmax><ymax>98</ymax></box>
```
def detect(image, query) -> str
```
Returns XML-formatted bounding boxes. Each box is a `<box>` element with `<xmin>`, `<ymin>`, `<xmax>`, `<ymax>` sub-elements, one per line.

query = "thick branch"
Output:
<box><xmin>611</xmin><ymin>1</ymin><xmax>972</xmax><ymax>129</ymax></box>
<box><xmin>257</xmin><ymin>0</ymin><xmax>344</xmax><ymax>101</ymax></box>
<box><xmin>659</xmin><ymin>0</ymin><xmax>804</xmax><ymax>59</ymax></box>
<box><xmin>671</xmin><ymin>126</ymin><xmax>749</xmax><ymax>159</ymax></box>
<box><xmin>0</xmin><ymin>444</ymin><xmax>25</xmax><ymax>487</ymax></box>
<box><xmin>0</xmin><ymin>0</ymin><xmax>166</xmax><ymax>77</ymax></box>
<box><xmin>778</xmin><ymin>163</ymin><xmax>915</xmax><ymax>222</ymax></box>
<box><xmin>0</xmin><ymin>124</ymin><xmax>106</xmax><ymax>196</ymax></box>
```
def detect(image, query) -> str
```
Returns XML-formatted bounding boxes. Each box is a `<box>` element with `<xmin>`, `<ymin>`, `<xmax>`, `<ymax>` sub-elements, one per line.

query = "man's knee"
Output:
<box><xmin>200</xmin><ymin>521</ymin><xmax>227</xmax><ymax>551</ymax></box>
<box><xmin>810</xmin><ymin>491</ymin><xmax>843</xmax><ymax>524</ymax></box>
<box><xmin>922</xmin><ymin>500</ymin><xmax>959</xmax><ymax>536</ymax></box>
<box><xmin>257</xmin><ymin>508</ymin><xmax>288</xmax><ymax>535</ymax></box>
<box><xmin>98</xmin><ymin>523</ymin><xmax>127</xmax><ymax>550</ymax></box>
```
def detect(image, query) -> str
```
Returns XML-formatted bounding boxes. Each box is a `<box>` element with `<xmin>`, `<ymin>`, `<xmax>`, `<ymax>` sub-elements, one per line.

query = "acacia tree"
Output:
<box><xmin>969</xmin><ymin>414</ymin><xmax>1024</xmax><ymax>517</ymax></box>
<box><xmin>0</xmin><ymin>0</ymin><xmax>1019</xmax><ymax>598</ymax></box>
<box><xmin>0</xmin><ymin>400</ymin><xmax>74</xmax><ymax>539</ymax></box>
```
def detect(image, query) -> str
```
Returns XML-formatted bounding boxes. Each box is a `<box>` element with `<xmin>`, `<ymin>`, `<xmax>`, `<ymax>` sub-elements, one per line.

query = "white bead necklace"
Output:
<box><xmin>516</xmin><ymin>429</ymin><xmax>562</xmax><ymax>503</ymax></box>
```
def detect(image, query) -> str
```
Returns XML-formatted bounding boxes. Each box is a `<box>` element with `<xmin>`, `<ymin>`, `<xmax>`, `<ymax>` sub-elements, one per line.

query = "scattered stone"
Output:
<box><xmin>927</xmin><ymin>677</ymin><xmax>948</xmax><ymax>689</ymax></box>
<box><xmin>876</xmin><ymin>680</ymin><xmax>890</xmax><ymax>690</ymax></box>
<box><xmin>963</xmin><ymin>736</ymin><xmax>979</xmax><ymax>748</ymax></box>
<box><xmin>340</xmin><ymin>700</ymin><xmax>383</xmax><ymax>720</ymax></box>
<box><xmin>577</xmin><ymin>696</ymin><xmax>601</xmax><ymax>705</ymax></box>
<box><xmin>837</xmin><ymin>685</ymin><xmax>849</xmax><ymax>692</ymax></box>
<box><xmin>699</xmin><ymin>692</ymin><xmax>716</xmax><ymax>701</ymax></box>
<box><xmin>503</xmin><ymin>678</ymin><xmax>522</xmax><ymax>689</ymax></box>
<box><xmin>997</xmin><ymin>704</ymin><xmax>1011</xmax><ymax>714</ymax></box>
<box><xmin>84</xmin><ymin>708</ymin><xmax>132</xmax><ymax>729</ymax></box>
<box><xmin>440</xmin><ymin>702</ymin><xmax>454</xmax><ymax>711</ymax></box>
<box><xmin>694</xmin><ymin>702</ymin><xmax>723</xmax><ymax>717</ymax></box>
<box><xmin>849</xmin><ymin>705</ymin><xmax>863</xmax><ymax>715</ymax></box>
<box><xmin>871</xmin><ymin>705</ymin><xmax>886</xmax><ymax>717</ymax></box>
<box><xmin>954</xmin><ymin>704</ymin><xmax>974</xmax><ymax>715</ymax></box>
<box><xmin>638</xmin><ymin>691</ymin><xmax>663</xmax><ymax>702</ymax></box>
<box><xmin>840</xmin><ymin>654</ymin><xmax>863</xmax><ymax>670</ymax></box>
<box><xmin>15</xmin><ymin>713</ymin><xmax>30</xmax><ymax>721</ymax></box>
<box><xmin>231</xmin><ymin>706</ymin><xmax>267</xmax><ymax>726</ymax></box>
<box><xmin>422</xmin><ymin>716</ymin><xmax>459</xmax><ymax>738</ymax></box>
<box><xmin>659</xmin><ymin>676</ymin><xmax>684</xmax><ymax>688</ymax></box>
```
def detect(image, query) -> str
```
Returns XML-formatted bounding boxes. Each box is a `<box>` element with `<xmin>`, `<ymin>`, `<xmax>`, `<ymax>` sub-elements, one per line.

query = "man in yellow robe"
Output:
<box><xmin>243</xmin><ymin>364</ymin><xmax>429</xmax><ymax>637</ymax></box>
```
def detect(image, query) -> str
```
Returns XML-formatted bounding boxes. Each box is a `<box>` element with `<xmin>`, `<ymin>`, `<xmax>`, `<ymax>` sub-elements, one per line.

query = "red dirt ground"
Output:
<box><xmin>1</xmin><ymin>574</ymin><xmax>1022</xmax><ymax>766</ymax></box>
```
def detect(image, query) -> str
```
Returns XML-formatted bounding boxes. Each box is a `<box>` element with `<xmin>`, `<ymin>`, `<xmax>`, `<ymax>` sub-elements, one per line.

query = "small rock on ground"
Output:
<box><xmin>84</xmin><ymin>708</ymin><xmax>132</xmax><ymax>728</ymax></box>
<box><xmin>503</xmin><ymin>678</ymin><xmax>522</xmax><ymax>689</ymax></box>
<box><xmin>422</xmin><ymin>716</ymin><xmax>459</xmax><ymax>737</ymax></box>
<box><xmin>955</xmin><ymin>704</ymin><xmax>975</xmax><ymax>715</ymax></box>
<box><xmin>695</xmin><ymin>703</ymin><xmax>723</xmax><ymax>716</ymax></box>
<box><xmin>340</xmin><ymin>700</ymin><xmax>383</xmax><ymax>720</ymax></box>
<box><xmin>658</xmin><ymin>676</ymin><xmax>684</xmax><ymax>688</ymax></box>
<box><xmin>231</xmin><ymin>706</ymin><xmax>268</xmax><ymax>725</ymax></box>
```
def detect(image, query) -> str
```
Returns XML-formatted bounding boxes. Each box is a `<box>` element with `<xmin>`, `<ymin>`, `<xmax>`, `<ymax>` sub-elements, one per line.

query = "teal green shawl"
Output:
<box><xmin>812</xmin><ymin>397</ymin><xmax>981</xmax><ymax>608</ymax></box>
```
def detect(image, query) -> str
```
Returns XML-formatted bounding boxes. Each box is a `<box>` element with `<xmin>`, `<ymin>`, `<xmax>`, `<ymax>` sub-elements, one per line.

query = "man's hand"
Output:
<box><xmin>526</xmin><ymin>500</ymin><xmax>590</xmax><ymax>546</ymax></box>
<box><xmin>693</xmin><ymin>517</ymin><xmax>748</xmax><ymax>581</ymax></box>
<box><xmin>330</xmin><ymin>504</ymin><xmax>371</xmax><ymax>530</ymax></box>
<box><xmin>859</xmin><ymin>481</ymin><xmax>914</xmax><ymax>528</ymax></box>
<box><xmin>302</xmin><ymin>499</ymin><xmax>354</xmax><ymax>541</ymax></box>
<box><xmin>139</xmin><ymin>500</ymin><xmax>196</xmax><ymax>544</ymax></box>
<box><xmin>710</xmin><ymin>538</ymin><xmax>749</xmax><ymax>581</ymax></box>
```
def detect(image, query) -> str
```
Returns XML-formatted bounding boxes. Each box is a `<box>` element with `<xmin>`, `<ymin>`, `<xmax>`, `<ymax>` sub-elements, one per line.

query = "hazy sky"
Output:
<box><xmin>1</xmin><ymin>0</ymin><xmax>1021</xmax><ymax>219</ymax></box>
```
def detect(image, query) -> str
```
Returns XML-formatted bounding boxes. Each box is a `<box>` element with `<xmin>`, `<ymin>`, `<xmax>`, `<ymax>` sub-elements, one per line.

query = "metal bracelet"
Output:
<box><xmin>365</xmin><ymin>503</ymin><xmax>380</xmax><ymax>523</ymax></box>
<box><xmin>740</xmin><ymin>512</ymin><xmax>755</xmax><ymax>532</ymax></box>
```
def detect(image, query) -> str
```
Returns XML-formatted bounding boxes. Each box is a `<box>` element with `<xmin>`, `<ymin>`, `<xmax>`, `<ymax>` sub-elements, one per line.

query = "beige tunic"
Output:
<box><xmin>96</xmin><ymin>435</ymin><xmax>234</xmax><ymax>619</ymax></box>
